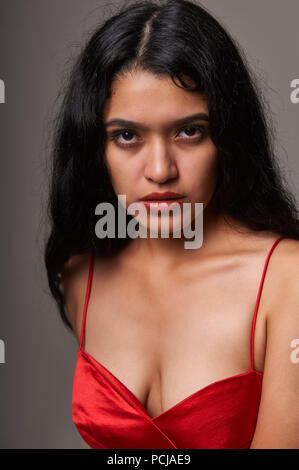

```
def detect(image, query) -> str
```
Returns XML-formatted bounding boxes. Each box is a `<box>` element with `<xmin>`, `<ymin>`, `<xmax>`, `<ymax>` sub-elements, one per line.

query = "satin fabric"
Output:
<box><xmin>71</xmin><ymin>236</ymin><xmax>285</xmax><ymax>449</ymax></box>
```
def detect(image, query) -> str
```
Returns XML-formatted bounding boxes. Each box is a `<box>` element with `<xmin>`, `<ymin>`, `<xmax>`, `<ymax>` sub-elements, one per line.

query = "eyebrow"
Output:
<box><xmin>104</xmin><ymin>112</ymin><xmax>209</xmax><ymax>130</ymax></box>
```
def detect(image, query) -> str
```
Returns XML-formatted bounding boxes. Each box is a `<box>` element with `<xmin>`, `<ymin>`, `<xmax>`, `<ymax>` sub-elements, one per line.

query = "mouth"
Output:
<box><xmin>140</xmin><ymin>192</ymin><xmax>185</xmax><ymax>201</ymax></box>
<box><xmin>141</xmin><ymin>197</ymin><xmax>184</xmax><ymax>212</ymax></box>
<box><xmin>141</xmin><ymin>199</ymin><xmax>185</xmax><ymax>205</ymax></box>
<box><xmin>139</xmin><ymin>192</ymin><xmax>186</xmax><ymax>212</ymax></box>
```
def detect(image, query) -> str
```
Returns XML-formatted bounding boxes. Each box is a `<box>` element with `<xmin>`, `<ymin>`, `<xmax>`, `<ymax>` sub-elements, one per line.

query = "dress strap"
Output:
<box><xmin>250</xmin><ymin>236</ymin><xmax>285</xmax><ymax>370</ymax></box>
<box><xmin>79</xmin><ymin>253</ymin><xmax>95</xmax><ymax>351</ymax></box>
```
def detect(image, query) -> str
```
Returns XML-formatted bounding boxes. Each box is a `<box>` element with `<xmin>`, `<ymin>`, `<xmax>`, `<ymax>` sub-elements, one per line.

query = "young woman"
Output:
<box><xmin>45</xmin><ymin>0</ymin><xmax>299</xmax><ymax>449</ymax></box>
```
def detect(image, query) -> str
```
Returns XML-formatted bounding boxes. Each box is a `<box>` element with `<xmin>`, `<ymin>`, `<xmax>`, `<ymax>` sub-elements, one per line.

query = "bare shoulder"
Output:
<box><xmin>273</xmin><ymin>236</ymin><xmax>299</xmax><ymax>264</ymax></box>
<box><xmin>259</xmin><ymin>237</ymin><xmax>299</xmax><ymax>313</ymax></box>
<box><xmin>250</xmin><ymin>236</ymin><xmax>299</xmax><ymax>448</ymax></box>
<box><xmin>266</xmin><ymin>237</ymin><xmax>299</xmax><ymax>303</ymax></box>
<box><xmin>61</xmin><ymin>252</ymin><xmax>93</xmax><ymax>342</ymax></box>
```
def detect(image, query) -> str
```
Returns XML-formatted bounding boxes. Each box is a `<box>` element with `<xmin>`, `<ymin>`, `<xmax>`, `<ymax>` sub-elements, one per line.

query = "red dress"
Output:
<box><xmin>72</xmin><ymin>236</ymin><xmax>285</xmax><ymax>449</ymax></box>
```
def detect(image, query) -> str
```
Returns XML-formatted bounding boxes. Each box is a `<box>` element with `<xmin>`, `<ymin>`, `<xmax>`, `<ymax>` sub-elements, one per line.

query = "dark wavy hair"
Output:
<box><xmin>45</xmin><ymin>0</ymin><xmax>299</xmax><ymax>329</ymax></box>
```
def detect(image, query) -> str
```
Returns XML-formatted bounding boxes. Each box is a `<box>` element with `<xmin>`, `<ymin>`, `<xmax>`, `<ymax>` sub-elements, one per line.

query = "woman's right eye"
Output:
<box><xmin>110</xmin><ymin>129</ymin><xmax>140</xmax><ymax>147</ymax></box>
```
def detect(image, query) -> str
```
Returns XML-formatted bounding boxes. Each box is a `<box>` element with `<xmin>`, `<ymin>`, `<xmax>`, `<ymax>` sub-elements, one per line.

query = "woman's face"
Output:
<box><xmin>102</xmin><ymin>68</ymin><xmax>218</xmax><ymax>235</ymax></box>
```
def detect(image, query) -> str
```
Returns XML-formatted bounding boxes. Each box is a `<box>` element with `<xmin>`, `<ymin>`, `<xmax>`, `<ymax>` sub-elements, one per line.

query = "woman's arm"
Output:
<box><xmin>60</xmin><ymin>252</ymin><xmax>92</xmax><ymax>340</ymax></box>
<box><xmin>250</xmin><ymin>241</ymin><xmax>299</xmax><ymax>448</ymax></box>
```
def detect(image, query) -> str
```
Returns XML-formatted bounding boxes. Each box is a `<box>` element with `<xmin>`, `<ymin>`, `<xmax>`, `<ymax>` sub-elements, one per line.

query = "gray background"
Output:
<box><xmin>0</xmin><ymin>0</ymin><xmax>298</xmax><ymax>448</ymax></box>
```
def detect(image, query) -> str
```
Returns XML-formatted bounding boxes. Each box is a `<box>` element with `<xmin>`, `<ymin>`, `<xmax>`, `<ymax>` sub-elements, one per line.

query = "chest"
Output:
<box><xmin>81</xmin><ymin>259</ymin><xmax>267</xmax><ymax>418</ymax></box>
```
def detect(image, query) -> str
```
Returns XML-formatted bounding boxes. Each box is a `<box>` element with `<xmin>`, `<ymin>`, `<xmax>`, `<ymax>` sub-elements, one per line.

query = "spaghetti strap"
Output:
<box><xmin>250</xmin><ymin>236</ymin><xmax>285</xmax><ymax>370</ymax></box>
<box><xmin>79</xmin><ymin>252</ymin><xmax>95</xmax><ymax>351</ymax></box>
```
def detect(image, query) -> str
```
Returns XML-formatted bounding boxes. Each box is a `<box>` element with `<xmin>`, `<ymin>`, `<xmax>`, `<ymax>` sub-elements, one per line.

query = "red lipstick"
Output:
<box><xmin>140</xmin><ymin>191</ymin><xmax>184</xmax><ymax>200</ymax></box>
<box><xmin>139</xmin><ymin>191</ymin><xmax>185</xmax><ymax>213</ymax></box>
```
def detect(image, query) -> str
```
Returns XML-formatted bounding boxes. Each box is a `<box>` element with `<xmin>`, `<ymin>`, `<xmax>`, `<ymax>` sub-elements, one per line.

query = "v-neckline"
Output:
<box><xmin>77</xmin><ymin>348</ymin><xmax>263</xmax><ymax>421</ymax></box>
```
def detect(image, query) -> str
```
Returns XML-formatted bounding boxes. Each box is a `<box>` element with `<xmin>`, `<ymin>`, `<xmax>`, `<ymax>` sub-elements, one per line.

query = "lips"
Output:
<box><xmin>141</xmin><ymin>200</ymin><xmax>184</xmax><ymax>212</ymax></box>
<box><xmin>139</xmin><ymin>192</ymin><xmax>185</xmax><ymax>212</ymax></box>
<box><xmin>140</xmin><ymin>191</ymin><xmax>185</xmax><ymax>201</ymax></box>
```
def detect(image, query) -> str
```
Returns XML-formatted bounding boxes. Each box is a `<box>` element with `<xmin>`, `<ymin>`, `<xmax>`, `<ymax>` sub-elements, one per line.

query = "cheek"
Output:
<box><xmin>105</xmin><ymin>151</ymin><xmax>138</xmax><ymax>198</ymax></box>
<box><xmin>180</xmin><ymin>143</ymin><xmax>218</xmax><ymax>192</ymax></box>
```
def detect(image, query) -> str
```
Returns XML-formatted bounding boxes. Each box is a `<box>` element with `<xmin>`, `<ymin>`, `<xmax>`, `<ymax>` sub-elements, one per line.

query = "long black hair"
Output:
<box><xmin>45</xmin><ymin>0</ymin><xmax>299</xmax><ymax>329</ymax></box>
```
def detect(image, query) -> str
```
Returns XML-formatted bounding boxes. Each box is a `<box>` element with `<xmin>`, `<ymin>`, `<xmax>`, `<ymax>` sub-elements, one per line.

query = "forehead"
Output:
<box><xmin>102</xmin><ymin>69</ymin><xmax>208</xmax><ymax>122</ymax></box>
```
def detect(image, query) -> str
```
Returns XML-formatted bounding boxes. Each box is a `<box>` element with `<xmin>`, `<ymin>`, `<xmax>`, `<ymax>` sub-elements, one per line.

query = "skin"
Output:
<box><xmin>62</xmin><ymin>69</ymin><xmax>299</xmax><ymax>448</ymax></box>
<box><xmin>103</xmin><ymin>69</ymin><xmax>217</xmax><ymax>239</ymax></box>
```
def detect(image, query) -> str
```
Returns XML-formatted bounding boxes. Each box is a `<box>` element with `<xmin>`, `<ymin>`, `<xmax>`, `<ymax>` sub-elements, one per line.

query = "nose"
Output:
<box><xmin>143</xmin><ymin>139</ymin><xmax>178</xmax><ymax>184</ymax></box>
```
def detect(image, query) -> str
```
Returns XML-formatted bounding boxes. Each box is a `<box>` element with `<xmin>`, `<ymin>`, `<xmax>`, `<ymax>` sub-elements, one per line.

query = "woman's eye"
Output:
<box><xmin>109</xmin><ymin>125</ymin><xmax>205</xmax><ymax>148</ymax></box>
<box><xmin>177</xmin><ymin>126</ymin><xmax>204</xmax><ymax>139</ymax></box>
<box><xmin>110</xmin><ymin>130</ymin><xmax>139</xmax><ymax>146</ymax></box>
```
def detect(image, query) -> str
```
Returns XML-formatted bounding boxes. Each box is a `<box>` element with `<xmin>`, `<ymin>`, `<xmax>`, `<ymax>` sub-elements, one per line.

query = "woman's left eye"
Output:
<box><xmin>177</xmin><ymin>126</ymin><xmax>204</xmax><ymax>139</ymax></box>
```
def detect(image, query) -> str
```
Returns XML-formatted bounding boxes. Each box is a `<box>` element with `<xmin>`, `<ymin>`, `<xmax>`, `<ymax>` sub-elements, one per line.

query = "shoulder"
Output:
<box><xmin>251</xmin><ymin>236</ymin><xmax>299</xmax><ymax>448</ymax></box>
<box><xmin>266</xmin><ymin>237</ymin><xmax>299</xmax><ymax>305</ymax></box>
<box><xmin>266</xmin><ymin>237</ymin><xmax>299</xmax><ymax>351</ymax></box>
<box><xmin>61</xmin><ymin>252</ymin><xmax>94</xmax><ymax>342</ymax></box>
<box><xmin>271</xmin><ymin>236</ymin><xmax>299</xmax><ymax>266</ymax></box>
<box><xmin>259</xmin><ymin>236</ymin><xmax>299</xmax><ymax>320</ymax></box>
